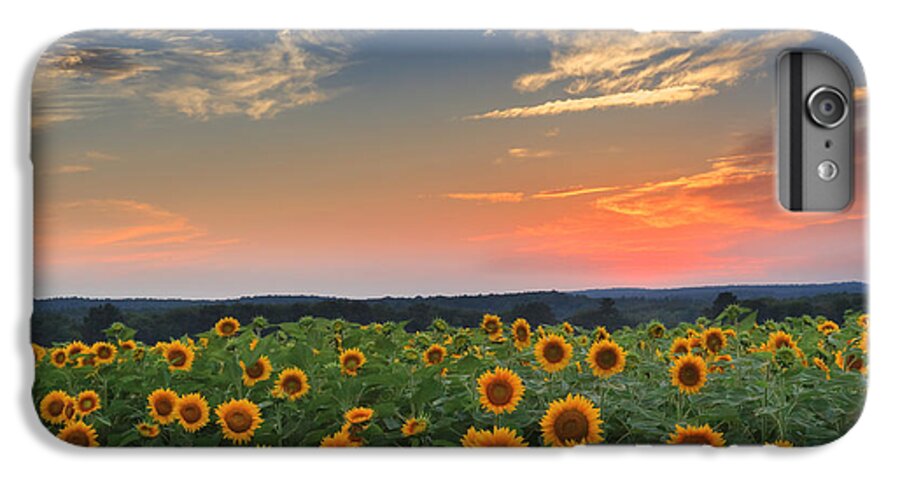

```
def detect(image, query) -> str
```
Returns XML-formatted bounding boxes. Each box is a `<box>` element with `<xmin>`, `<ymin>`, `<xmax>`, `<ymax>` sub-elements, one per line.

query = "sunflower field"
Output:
<box><xmin>31</xmin><ymin>306</ymin><xmax>867</xmax><ymax>447</ymax></box>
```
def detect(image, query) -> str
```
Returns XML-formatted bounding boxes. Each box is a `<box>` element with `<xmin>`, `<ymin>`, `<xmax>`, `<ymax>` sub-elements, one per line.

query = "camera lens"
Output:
<box><xmin>807</xmin><ymin>86</ymin><xmax>848</xmax><ymax>128</ymax></box>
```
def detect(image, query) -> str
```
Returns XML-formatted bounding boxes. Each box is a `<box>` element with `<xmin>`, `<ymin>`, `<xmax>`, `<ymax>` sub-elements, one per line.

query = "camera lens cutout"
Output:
<box><xmin>807</xmin><ymin>86</ymin><xmax>848</xmax><ymax>128</ymax></box>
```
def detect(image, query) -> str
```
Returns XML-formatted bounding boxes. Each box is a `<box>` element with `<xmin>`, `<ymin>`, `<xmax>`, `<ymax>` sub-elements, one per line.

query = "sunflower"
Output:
<box><xmin>710</xmin><ymin>354</ymin><xmax>734</xmax><ymax>373</ymax></box>
<box><xmin>769</xmin><ymin>439</ymin><xmax>794</xmax><ymax>447</ymax></box>
<box><xmin>215</xmin><ymin>399</ymin><xmax>263</xmax><ymax>445</ymax></box>
<box><xmin>240</xmin><ymin>355</ymin><xmax>273</xmax><ymax>387</ymax></box>
<box><xmin>136</xmin><ymin>422</ymin><xmax>160</xmax><ymax>438</ymax></box>
<box><xmin>249</xmin><ymin>337</ymin><xmax>259</xmax><ymax>351</ymax></box>
<box><xmin>461</xmin><ymin>426</ymin><xmax>528</xmax><ymax>447</ymax></box>
<box><xmin>271</xmin><ymin>367</ymin><xmax>310</xmax><ymax>401</ymax></box>
<box><xmin>540</xmin><ymin>394</ymin><xmax>603</xmax><ymax>447</ymax></box>
<box><xmin>562</xmin><ymin>322</ymin><xmax>574</xmax><ymax>334</ymax></box>
<box><xmin>91</xmin><ymin>341</ymin><xmax>117</xmax><ymax>364</ymax></box>
<box><xmin>477</xmin><ymin>367</ymin><xmax>525</xmax><ymax>414</ymax></box>
<box><xmin>511</xmin><ymin>318</ymin><xmax>532</xmax><ymax>350</ymax></box>
<box><xmin>669</xmin><ymin>337</ymin><xmax>692</xmax><ymax>358</ymax></box>
<box><xmin>65</xmin><ymin>341</ymin><xmax>90</xmax><ymax>361</ymax></box>
<box><xmin>817</xmin><ymin>320</ymin><xmax>840</xmax><ymax>335</ymax></box>
<box><xmin>422</xmin><ymin>344</ymin><xmax>447</xmax><ymax>366</ymax></box>
<box><xmin>57</xmin><ymin>421</ymin><xmax>99</xmax><ymax>447</ymax></box>
<box><xmin>701</xmin><ymin>327</ymin><xmax>727</xmax><ymax>354</ymax></box>
<box><xmin>321</xmin><ymin>429</ymin><xmax>359</xmax><ymax>447</ymax></box>
<box><xmin>586</xmin><ymin>340</ymin><xmax>627</xmax><ymax>378</ymax></box>
<box><xmin>481</xmin><ymin>314</ymin><xmax>503</xmax><ymax>341</ymax></box>
<box><xmin>339</xmin><ymin>348</ymin><xmax>367</xmax><ymax>376</ymax></box>
<box><xmin>667</xmin><ymin>424</ymin><xmax>726</xmax><ymax>447</ymax></box>
<box><xmin>215</xmin><ymin>316</ymin><xmax>240</xmax><ymax>337</ymax></box>
<box><xmin>344</xmin><ymin>407</ymin><xmax>375</xmax><ymax>425</ymax></box>
<box><xmin>39</xmin><ymin>390</ymin><xmax>71</xmax><ymax>424</ymax></box>
<box><xmin>49</xmin><ymin>348</ymin><xmax>68</xmax><ymax>368</ymax></box>
<box><xmin>401</xmin><ymin>417</ymin><xmax>427</xmax><ymax>437</ymax></box>
<box><xmin>813</xmin><ymin>357</ymin><xmax>831</xmax><ymax>379</ymax></box>
<box><xmin>74</xmin><ymin>390</ymin><xmax>101</xmax><ymax>416</ymax></box>
<box><xmin>593</xmin><ymin>326</ymin><xmax>611</xmax><ymax>342</ymax></box>
<box><xmin>857</xmin><ymin>314</ymin><xmax>869</xmax><ymax>328</ymax></box>
<box><xmin>670</xmin><ymin>354</ymin><xmax>708</xmax><ymax>394</ymax></box>
<box><xmin>766</xmin><ymin>331</ymin><xmax>797</xmax><ymax>351</ymax></box>
<box><xmin>647</xmin><ymin>322</ymin><xmax>666</xmax><ymax>339</ymax></box>
<box><xmin>163</xmin><ymin>340</ymin><xmax>195</xmax><ymax>372</ymax></box>
<box><xmin>32</xmin><ymin>344</ymin><xmax>46</xmax><ymax>363</ymax></box>
<box><xmin>147</xmin><ymin>388</ymin><xmax>179</xmax><ymax>425</ymax></box>
<box><xmin>835</xmin><ymin>350</ymin><xmax>867</xmax><ymax>374</ymax></box>
<box><xmin>118</xmin><ymin>339</ymin><xmax>137</xmax><ymax>351</ymax></box>
<box><xmin>859</xmin><ymin>331</ymin><xmax>868</xmax><ymax>353</ymax></box>
<box><xmin>175</xmin><ymin>393</ymin><xmax>210</xmax><ymax>432</ymax></box>
<box><xmin>534</xmin><ymin>334</ymin><xmax>573</xmax><ymax>373</ymax></box>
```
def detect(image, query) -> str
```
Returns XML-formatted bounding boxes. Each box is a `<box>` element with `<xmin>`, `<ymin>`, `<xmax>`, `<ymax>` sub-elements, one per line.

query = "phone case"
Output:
<box><xmin>30</xmin><ymin>30</ymin><xmax>867</xmax><ymax>448</ymax></box>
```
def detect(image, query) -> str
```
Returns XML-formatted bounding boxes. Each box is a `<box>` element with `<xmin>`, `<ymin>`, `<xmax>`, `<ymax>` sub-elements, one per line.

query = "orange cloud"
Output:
<box><xmin>35</xmin><ymin>199</ymin><xmax>239</xmax><ymax>267</ymax></box>
<box><xmin>445</xmin><ymin>192</ymin><xmax>525</xmax><ymax>203</ymax></box>
<box><xmin>46</xmin><ymin>164</ymin><xmax>93</xmax><ymax>175</ymax></box>
<box><xmin>459</xmin><ymin>147</ymin><xmax>864</xmax><ymax>286</ymax></box>
<box><xmin>468</xmin><ymin>85</ymin><xmax>716</xmax><ymax>120</ymax></box>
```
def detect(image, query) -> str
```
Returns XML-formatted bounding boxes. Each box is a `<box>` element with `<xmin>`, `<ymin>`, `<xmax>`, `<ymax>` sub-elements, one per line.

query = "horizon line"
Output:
<box><xmin>33</xmin><ymin>279</ymin><xmax>867</xmax><ymax>302</ymax></box>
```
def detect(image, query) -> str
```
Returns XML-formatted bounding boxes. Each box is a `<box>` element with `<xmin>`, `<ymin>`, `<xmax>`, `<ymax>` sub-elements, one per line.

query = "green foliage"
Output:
<box><xmin>32</xmin><ymin>307</ymin><xmax>867</xmax><ymax>447</ymax></box>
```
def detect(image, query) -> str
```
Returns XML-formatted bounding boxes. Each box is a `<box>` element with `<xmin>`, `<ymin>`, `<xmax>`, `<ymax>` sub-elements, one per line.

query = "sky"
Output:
<box><xmin>32</xmin><ymin>30</ymin><xmax>866</xmax><ymax>299</ymax></box>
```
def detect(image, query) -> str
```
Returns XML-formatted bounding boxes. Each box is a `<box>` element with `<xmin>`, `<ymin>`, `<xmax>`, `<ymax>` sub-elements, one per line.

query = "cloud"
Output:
<box><xmin>445</xmin><ymin>192</ymin><xmax>525</xmax><ymax>203</ymax></box>
<box><xmin>46</xmin><ymin>164</ymin><xmax>93</xmax><ymax>175</ymax></box>
<box><xmin>453</xmin><ymin>135</ymin><xmax>864</xmax><ymax>285</ymax></box>
<box><xmin>469</xmin><ymin>85</ymin><xmax>717</xmax><ymax>120</ymax></box>
<box><xmin>507</xmin><ymin>147</ymin><xmax>554</xmax><ymax>159</ymax></box>
<box><xmin>35</xmin><ymin>199</ymin><xmax>239</xmax><ymax>267</ymax></box>
<box><xmin>471</xmin><ymin>31</ymin><xmax>813</xmax><ymax>119</ymax></box>
<box><xmin>32</xmin><ymin>30</ymin><xmax>352</xmax><ymax>126</ymax></box>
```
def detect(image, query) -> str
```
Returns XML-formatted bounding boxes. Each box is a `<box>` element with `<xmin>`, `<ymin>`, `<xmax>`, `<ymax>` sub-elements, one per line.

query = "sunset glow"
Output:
<box><xmin>32</xmin><ymin>30</ymin><xmax>866</xmax><ymax>298</ymax></box>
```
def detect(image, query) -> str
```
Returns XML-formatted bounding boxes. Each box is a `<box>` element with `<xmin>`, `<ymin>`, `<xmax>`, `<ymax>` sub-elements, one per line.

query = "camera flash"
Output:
<box><xmin>817</xmin><ymin>160</ymin><xmax>839</xmax><ymax>182</ymax></box>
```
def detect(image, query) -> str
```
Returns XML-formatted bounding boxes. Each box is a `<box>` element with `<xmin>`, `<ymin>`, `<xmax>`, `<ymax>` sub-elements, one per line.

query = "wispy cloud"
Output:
<box><xmin>470</xmin><ymin>31</ymin><xmax>812</xmax><ymax>120</ymax></box>
<box><xmin>469</xmin><ymin>85</ymin><xmax>716</xmax><ymax>120</ymax></box>
<box><xmin>32</xmin><ymin>30</ymin><xmax>353</xmax><ymax>127</ymax></box>
<box><xmin>445</xmin><ymin>192</ymin><xmax>525</xmax><ymax>203</ymax></box>
<box><xmin>46</xmin><ymin>164</ymin><xmax>93</xmax><ymax>175</ymax></box>
<box><xmin>35</xmin><ymin>199</ymin><xmax>239</xmax><ymax>266</ymax></box>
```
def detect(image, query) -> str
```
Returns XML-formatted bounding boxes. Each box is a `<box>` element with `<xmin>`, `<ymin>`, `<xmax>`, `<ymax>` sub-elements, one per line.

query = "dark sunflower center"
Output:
<box><xmin>596</xmin><ymin>349</ymin><xmax>618</xmax><ymax>369</ymax></box>
<box><xmin>427</xmin><ymin>350</ymin><xmax>443</xmax><ymax>363</ymax></box>
<box><xmin>246</xmin><ymin>361</ymin><xmax>264</xmax><ymax>378</ymax></box>
<box><xmin>168</xmin><ymin>350</ymin><xmax>186</xmax><ymax>366</ymax></box>
<box><xmin>485</xmin><ymin>322</ymin><xmax>498</xmax><ymax>333</ymax></box>
<box><xmin>180</xmin><ymin>404</ymin><xmax>201</xmax><ymax>423</ymax></box>
<box><xmin>680</xmin><ymin>434</ymin><xmax>711</xmax><ymax>444</ymax></box>
<box><xmin>679</xmin><ymin>364</ymin><xmax>700</xmax><ymax>386</ymax></box>
<box><xmin>706</xmin><ymin>336</ymin><xmax>723</xmax><ymax>352</ymax></box>
<box><xmin>848</xmin><ymin>356</ymin><xmax>863</xmax><ymax>371</ymax></box>
<box><xmin>65</xmin><ymin>430</ymin><xmax>90</xmax><ymax>446</ymax></box>
<box><xmin>221</xmin><ymin>323</ymin><xmax>235</xmax><ymax>334</ymax></box>
<box><xmin>48</xmin><ymin>400</ymin><xmax>64</xmax><ymax>416</ymax></box>
<box><xmin>344</xmin><ymin>357</ymin><xmax>359</xmax><ymax>369</ymax></box>
<box><xmin>155</xmin><ymin>399</ymin><xmax>173</xmax><ymax>416</ymax></box>
<box><xmin>98</xmin><ymin>347</ymin><xmax>112</xmax><ymax>359</ymax></box>
<box><xmin>79</xmin><ymin>398</ymin><xmax>95</xmax><ymax>411</ymax></box>
<box><xmin>516</xmin><ymin>327</ymin><xmax>528</xmax><ymax>341</ymax></box>
<box><xmin>283</xmin><ymin>376</ymin><xmax>302</xmax><ymax>394</ymax></box>
<box><xmin>226</xmin><ymin>411</ymin><xmax>252</xmax><ymax>433</ymax></box>
<box><xmin>774</xmin><ymin>338</ymin><xmax>791</xmax><ymax>348</ymax></box>
<box><xmin>554</xmin><ymin>410</ymin><xmax>589</xmax><ymax>442</ymax></box>
<box><xmin>543</xmin><ymin>343</ymin><xmax>564</xmax><ymax>363</ymax></box>
<box><xmin>64</xmin><ymin>403</ymin><xmax>75</xmax><ymax>419</ymax></box>
<box><xmin>487</xmin><ymin>380</ymin><xmax>513</xmax><ymax>405</ymax></box>
<box><xmin>54</xmin><ymin>353</ymin><xmax>66</xmax><ymax>363</ymax></box>
<box><xmin>675</xmin><ymin>344</ymin><xmax>688</xmax><ymax>354</ymax></box>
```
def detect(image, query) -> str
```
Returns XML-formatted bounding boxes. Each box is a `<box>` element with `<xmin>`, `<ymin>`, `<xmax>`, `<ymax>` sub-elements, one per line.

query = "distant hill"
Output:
<box><xmin>573</xmin><ymin>282</ymin><xmax>866</xmax><ymax>301</ymax></box>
